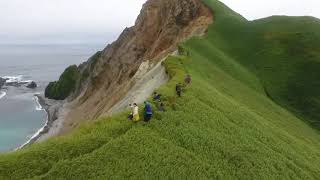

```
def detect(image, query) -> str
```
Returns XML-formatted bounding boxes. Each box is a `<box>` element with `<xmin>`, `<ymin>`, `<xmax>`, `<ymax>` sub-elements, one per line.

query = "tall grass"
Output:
<box><xmin>1</xmin><ymin>52</ymin><xmax>320</xmax><ymax>179</ymax></box>
<box><xmin>1</xmin><ymin>0</ymin><xmax>320</xmax><ymax>179</ymax></box>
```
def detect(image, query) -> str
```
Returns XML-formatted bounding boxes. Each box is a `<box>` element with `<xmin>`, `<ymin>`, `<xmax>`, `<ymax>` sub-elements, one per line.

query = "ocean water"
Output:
<box><xmin>0</xmin><ymin>44</ymin><xmax>101</xmax><ymax>152</ymax></box>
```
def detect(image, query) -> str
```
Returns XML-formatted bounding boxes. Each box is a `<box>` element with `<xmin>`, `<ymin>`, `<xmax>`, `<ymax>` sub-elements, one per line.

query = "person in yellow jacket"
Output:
<box><xmin>132</xmin><ymin>103</ymin><xmax>140</xmax><ymax>122</ymax></box>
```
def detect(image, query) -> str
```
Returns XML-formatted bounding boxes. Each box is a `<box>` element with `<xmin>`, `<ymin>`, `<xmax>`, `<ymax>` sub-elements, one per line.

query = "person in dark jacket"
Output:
<box><xmin>144</xmin><ymin>101</ymin><xmax>153</xmax><ymax>122</ymax></box>
<box><xmin>157</xmin><ymin>102</ymin><xmax>165</xmax><ymax>112</ymax></box>
<box><xmin>176</xmin><ymin>83</ymin><xmax>182</xmax><ymax>97</ymax></box>
<box><xmin>185</xmin><ymin>74</ymin><xmax>192</xmax><ymax>84</ymax></box>
<box><xmin>153</xmin><ymin>92</ymin><xmax>162</xmax><ymax>101</ymax></box>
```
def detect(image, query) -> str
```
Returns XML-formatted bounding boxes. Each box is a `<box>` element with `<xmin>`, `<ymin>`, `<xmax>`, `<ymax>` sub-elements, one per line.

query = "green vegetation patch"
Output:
<box><xmin>1</xmin><ymin>47</ymin><xmax>320</xmax><ymax>179</ymax></box>
<box><xmin>45</xmin><ymin>65</ymin><xmax>80</xmax><ymax>100</ymax></box>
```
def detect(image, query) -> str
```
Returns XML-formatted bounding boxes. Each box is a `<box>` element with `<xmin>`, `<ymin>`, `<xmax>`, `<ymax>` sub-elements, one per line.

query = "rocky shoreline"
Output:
<box><xmin>0</xmin><ymin>77</ymin><xmax>5</xmax><ymax>89</ymax></box>
<box><xmin>0</xmin><ymin>76</ymin><xmax>37</xmax><ymax>90</ymax></box>
<box><xmin>17</xmin><ymin>94</ymin><xmax>64</xmax><ymax>149</ymax></box>
<box><xmin>0</xmin><ymin>75</ymin><xmax>66</xmax><ymax>150</ymax></box>
<box><xmin>0</xmin><ymin>76</ymin><xmax>55</xmax><ymax>150</ymax></box>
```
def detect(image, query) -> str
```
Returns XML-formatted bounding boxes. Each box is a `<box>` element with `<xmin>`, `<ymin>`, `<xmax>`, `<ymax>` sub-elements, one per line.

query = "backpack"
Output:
<box><xmin>145</xmin><ymin>104</ymin><xmax>152</xmax><ymax>114</ymax></box>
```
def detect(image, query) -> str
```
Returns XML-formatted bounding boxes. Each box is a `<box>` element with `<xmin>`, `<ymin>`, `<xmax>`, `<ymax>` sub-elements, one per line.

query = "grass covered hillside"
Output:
<box><xmin>199</xmin><ymin>0</ymin><xmax>320</xmax><ymax>128</ymax></box>
<box><xmin>1</xmin><ymin>0</ymin><xmax>320</xmax><ymax>179</ymax></box>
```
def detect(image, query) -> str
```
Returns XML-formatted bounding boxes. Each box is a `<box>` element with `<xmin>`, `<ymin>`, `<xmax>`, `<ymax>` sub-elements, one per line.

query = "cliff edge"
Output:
<box><xmin>45</xmin><ymin>0</ymin><xmax>213</xmax><ymax>136</ymax></box>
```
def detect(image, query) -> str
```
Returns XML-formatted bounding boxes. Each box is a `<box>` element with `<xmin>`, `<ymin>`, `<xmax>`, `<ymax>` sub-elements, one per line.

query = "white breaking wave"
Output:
<box><xmin>3</xmin><ymin>75</ymin><xmax>23</xmax><ymax>83</ymax></box>
<box><xmin>2</xmin><ymin>75</ymin><xmax>32</xmax><ymax>84</ymax></box>
<box><xmin>15</xmin><ymin>115</ymin><xmax>48</xmax><ymax>150</ymax></box>
<box><xmin>33</xmin><ymin>95</ymin><xmax>43</xmax><ymax>111</ymax></box>
<box><xmin>22</xmin><ymin>80</ymin><xmax>33</xmax><ymax>83</ymax></box>
<box><xmin>0</xmin><ymin>91</ymin><xmax>6</xmax><ymax>99</ymax></box>
<box><xmin>15</xmin><ymin>95</ymin><xmax>48</xmax><ymax>150</ymax></box>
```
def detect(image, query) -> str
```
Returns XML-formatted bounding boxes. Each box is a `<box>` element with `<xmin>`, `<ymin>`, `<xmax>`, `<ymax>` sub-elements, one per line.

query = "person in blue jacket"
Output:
<box><xmin>144</xmin><ymin>101</ymin><xmax>153</xmax><ymax>122</ymax></box>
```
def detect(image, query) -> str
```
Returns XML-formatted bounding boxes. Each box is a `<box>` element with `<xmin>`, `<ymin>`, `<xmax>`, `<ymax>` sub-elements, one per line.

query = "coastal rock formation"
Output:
<box><xmin>45</xmin><ymin>65</ymin><xmax>80</xmax><ymax>100</ymax></box>
<box><xmin>26</xmin><ymin>81</ymin><xmax>37</xmax><ymax>89</ymax></box>
<box><xmin>46</xmin><ymin>0</ymin><xmax>213</xmax><ymax>135</ymax></box>
<box><xmin>0</xmin><ymin>77</ymin><xmax>5</xmax><ymax>89</ymax></box>
<box><xmin>0</xmin><ymin>77</ymin><xmax>31</xmax><ymax>88</ymax></box>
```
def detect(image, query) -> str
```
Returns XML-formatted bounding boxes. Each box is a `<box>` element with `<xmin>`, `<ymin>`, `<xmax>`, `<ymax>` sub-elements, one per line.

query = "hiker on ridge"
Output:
<box><xmin>131</xmin><ymin>103</ymin><xmax>140</xmax><ymax>122</ymax></box>
<box><xmin>176</xmin><ymin>83</ymin><xmax>182</xmax><ymax>97</ymax></box>
<box><xmin>157</xmin><ymin>102</ymin><xmax>165</xmax><ymax>112</ymax></box>
<box><xmin>153</xmin><ymin>92</ymin><xmax>162</xmax><ymax>101</ymax></box>
<box><xmin>144</xmin><ymin>101</ymin><xmax>153</xmax><ymax>122</ymax></box>
<box><xmin>185</xmin><ymin>74</ymin><xmax>192</xmax><ymax>84</ymax></box>
<box><xmin>128</xmin><ymin>104</ymin><xmax>133</xmax><ymax>120</ymax></box>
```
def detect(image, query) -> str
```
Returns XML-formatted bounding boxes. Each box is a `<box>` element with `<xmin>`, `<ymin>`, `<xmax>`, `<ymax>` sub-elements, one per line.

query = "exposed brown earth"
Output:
<box><xmin>53</xmin><ymin>0</ymin><xmax>213</xmax><ymax>136</ymax></box>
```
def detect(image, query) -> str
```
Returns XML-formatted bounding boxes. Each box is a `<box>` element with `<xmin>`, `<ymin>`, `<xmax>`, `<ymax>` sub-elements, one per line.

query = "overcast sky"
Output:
<box><xmin>221</xmin><ymin>0</ymin><xmax>320</xmax><ymax>20</ymax></box>
<box><xmin>0</xmin><ymin>0</ymin><xmax>319</xmax><ymax>45</ymax></box>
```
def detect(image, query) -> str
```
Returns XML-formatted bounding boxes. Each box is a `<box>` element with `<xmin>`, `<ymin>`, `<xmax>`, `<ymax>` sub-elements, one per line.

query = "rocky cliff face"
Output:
<box><xmin>50</xmin><ymin>0</ymin><xmax>213</xmax><ymax>134</ymax></box>
<box><xmin>0</xmin><ymin>77</ymin><xmax>5</xmax><ymax>89</ymax></box>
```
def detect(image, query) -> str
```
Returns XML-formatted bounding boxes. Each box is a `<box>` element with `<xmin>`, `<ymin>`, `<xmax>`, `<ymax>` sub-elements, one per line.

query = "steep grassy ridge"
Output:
<box><xmin>248</xmin><ymin>17</ymin><xmax>320</xmax><ymax>129</ymax></box>
<box><xmin>1</xmin><ymin>0</ymin><xmax>320</xmax><ymax>179</ymax></box>
<box><xmin>201</xmin><ymin>0</ymin><xmax>320</xmax><ymax>128</ymax></box>
<box><xmin>1</xmin><ymin>54</ymin><xmax>320</xmax><ymax>179</ymax></box>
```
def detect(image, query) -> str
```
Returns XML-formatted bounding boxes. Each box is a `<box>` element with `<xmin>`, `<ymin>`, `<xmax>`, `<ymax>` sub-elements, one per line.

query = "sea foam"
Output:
<box><xmin>15</xmin><ymin>95</ymin><xmax>48</xmax><ymax>150</ymax></box>
<box><xmin>0</xmin><ymin>91</ymin><xmax>6</xmax><ymax>99</ymax></box>
<box><xmin>2</xmin><ymin>75</ymin><xmax>32</xmax><ymax>84</ymax></box>
<box><xmin>33</xmin><ymin>95</ymin><xmax>43</xmax><ymax>111</ymax></box>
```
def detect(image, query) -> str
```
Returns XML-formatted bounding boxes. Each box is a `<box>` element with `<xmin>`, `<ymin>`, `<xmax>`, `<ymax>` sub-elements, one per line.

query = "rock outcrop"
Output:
<box><xmin>0</xmin><ymin>77</ymin><xmax>33</xmax><ymax>88</ymax></box>
<box><xmin>45</xmin><ymin>65</ymin><xmax>80</xmax><ymax>100</ymax></box>
<box><xmin>26</xmin><ymin>81</ymin><xmax>37</xmax><ymax>89</ymax></box>
<box><xmin>0</xmin><ymin>77</ymin><xmax>5</xmax><ymax>89</ymax></box>
<box><xmin>47</xmin><ymin>0</ymin><xmax>213</xmax><ymax>135</ymax></box>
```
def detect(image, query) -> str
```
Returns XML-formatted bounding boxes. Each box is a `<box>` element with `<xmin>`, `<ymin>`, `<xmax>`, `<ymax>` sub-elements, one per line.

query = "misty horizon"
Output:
<box><xmin>1</xmin><ymin>0</ymin><xmax>320</xmax><ymax>45</ymax></box>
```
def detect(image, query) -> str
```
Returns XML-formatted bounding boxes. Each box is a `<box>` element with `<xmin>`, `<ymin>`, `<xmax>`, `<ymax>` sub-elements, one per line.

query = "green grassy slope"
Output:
<box><xmin>1</xmin><ymin>0</ymin><xmax>320</xmax><ymax>179</ymax></box>
<box><xmin>248</xmin><ymin>17</ymin><xmax>320</xmax><ymax>129</ymax></box>
<box><xmin>202</xmin><ymin>0</ymin><xmax>320</xmax><ymax>128</ymax></box>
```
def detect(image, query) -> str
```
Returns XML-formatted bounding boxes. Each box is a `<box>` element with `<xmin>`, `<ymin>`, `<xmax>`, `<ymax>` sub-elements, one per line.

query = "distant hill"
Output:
<box><xmin>1</xmin><ymin>0</ymin><xmax>320</xmax><ymax>179</ymax></box>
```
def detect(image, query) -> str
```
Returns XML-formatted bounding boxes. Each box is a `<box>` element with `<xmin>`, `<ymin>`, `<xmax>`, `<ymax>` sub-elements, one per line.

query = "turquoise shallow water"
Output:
<box><xmin>0</xmin><ymin>89</ymin><xmax>46</xmax><ymax>151</ymax></box>
<box><xmin>0</xmin><ymin>44</ymin><xmax>101</xmax><ymax>152</ymax></box>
